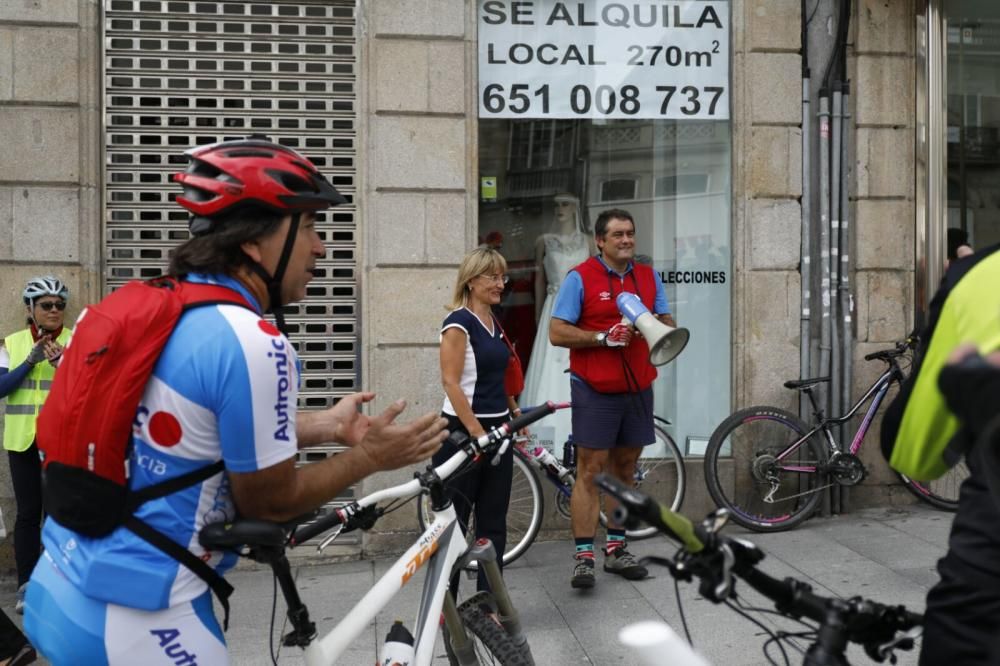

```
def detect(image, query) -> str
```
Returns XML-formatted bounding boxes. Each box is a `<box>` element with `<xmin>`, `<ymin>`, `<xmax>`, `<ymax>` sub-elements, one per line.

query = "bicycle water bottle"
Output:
<box><xmin>381</xmin><ymin>620</ymin><xmax>414</xmax><ymax>666</ymax></box>
<box><xmin>619</xmin><ymin>620</ymin><xmax>709</xmax><ymax>666</ymax></box>
<box><xmin>531</xmin><ymin>445</ymin><xmax>563</xmax><ymax>477</ymax></box>
<box><xmin>563</xmin><ymin>434</ymin><xmax>575</xmax><ymax>469</ymax></box>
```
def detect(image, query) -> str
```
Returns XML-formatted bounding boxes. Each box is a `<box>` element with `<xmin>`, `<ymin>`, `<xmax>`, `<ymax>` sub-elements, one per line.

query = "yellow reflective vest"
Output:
<box><xmin>891</xmin><ymin>250</ymin><xmax>1000</xmax><ymax>480</ymax></box>
<box><xmin>3</xmin><ymin>327</ymin><xmax>73</xmax><ymax>452</ymax></box>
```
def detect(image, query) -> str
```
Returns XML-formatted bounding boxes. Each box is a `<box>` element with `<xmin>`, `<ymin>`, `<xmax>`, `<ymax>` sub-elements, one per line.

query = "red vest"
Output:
<box><xmin>569</xmin><ymin>256</ymin><xmax>659</xmax><ymax>393</ymax></box>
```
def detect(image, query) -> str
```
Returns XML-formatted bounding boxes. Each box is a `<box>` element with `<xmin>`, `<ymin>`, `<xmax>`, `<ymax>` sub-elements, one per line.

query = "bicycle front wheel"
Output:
<box><xmin>416</xmin><ymin>449</ymin><xmax>544</xmax><ymax>570</ymax></box>
<box><xmin>599</xmin><ymin>424</ymin><xmax>686</xmax><ymax>539</ymax></box>
<box><xmin>704</xmin><ymin>407</ymin><xmax>826</xmax><ymax>532</ymax></box>
<box><xmin>898</xmin><ymin>459</ymin><xmax>969</xmax><ymax>511</ymax></box>
<box><xmin>442</xmin><ymin>591</ymin><xmax>533</xmax><ymax>666</ymax></box>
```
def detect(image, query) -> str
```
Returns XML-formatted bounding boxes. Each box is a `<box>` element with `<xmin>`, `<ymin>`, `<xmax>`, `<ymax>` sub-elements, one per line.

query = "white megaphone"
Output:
<box><xmin>616</xmin><ymin>292</ymin><xmax>690</xmax><ymax>366</ymax></box>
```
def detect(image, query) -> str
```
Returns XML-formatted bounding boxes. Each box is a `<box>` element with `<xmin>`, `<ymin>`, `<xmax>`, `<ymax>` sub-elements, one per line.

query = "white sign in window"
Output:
<box><xmin>478</xmin><ymin>1</ymin><xmax>730</xmax><ymax>120</ymax></box>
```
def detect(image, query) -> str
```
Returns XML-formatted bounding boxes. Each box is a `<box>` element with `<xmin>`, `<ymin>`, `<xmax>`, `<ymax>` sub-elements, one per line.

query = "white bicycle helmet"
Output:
<box><xmin>23</xmin><ymin>276</ymin><xmax>69</xmax><ymax>306</ymax></box>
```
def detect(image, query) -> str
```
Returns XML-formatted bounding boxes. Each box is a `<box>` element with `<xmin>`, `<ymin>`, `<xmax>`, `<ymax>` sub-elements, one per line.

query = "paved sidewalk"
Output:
<box><xmin>5</xmin><ymin>504</ymin><xmax>952</xmax><ymax>665</ymax></box>
<box><xmin>222</xmin><ymin>504</ymin><xmax>949</xmax><ymax>665</ymax></box>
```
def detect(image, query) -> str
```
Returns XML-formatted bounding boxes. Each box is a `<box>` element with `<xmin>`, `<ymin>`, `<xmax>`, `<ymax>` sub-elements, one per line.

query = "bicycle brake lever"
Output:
<box><xmin>491</xmin><ymin>437</ymin><xmax>511</xmax><ymax>466</ymax></box>
<box><xmin>714</xmin><ymin>542</ymin><xmax>736</xmax><ymax>600</ymax></box>
<box><xmin>869</xmin><ymin>626</ymin><xmax>921</xmax><ymax>663</ymax></box>
<box><xmin>316</xmin><ymin>524</ymin><xmax>345</xmax><ymax>553</ymax></box>
<box><xmin>639</xmin><ymin>555</ymin><xmax>681</xmax><ymax>579</ymax></box>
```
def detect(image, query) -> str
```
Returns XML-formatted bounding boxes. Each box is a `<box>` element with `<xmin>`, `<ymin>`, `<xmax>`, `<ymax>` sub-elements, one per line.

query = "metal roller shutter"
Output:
<box><xmin>104</xmin><ymin>0</ymin><xmax>360</xmax><ymax>543</ymax></box>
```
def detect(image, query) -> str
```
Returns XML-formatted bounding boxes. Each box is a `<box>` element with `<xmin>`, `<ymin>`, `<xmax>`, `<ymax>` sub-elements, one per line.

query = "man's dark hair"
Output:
<box><xmin>168</xmin><ymin>208</ymin><xmax>286</xmax><ymax>276</ymax></box>
<box><xmin>594</xmin><ymin>208</ymin><xmax>635</xmax><ymax>238</ymax></box>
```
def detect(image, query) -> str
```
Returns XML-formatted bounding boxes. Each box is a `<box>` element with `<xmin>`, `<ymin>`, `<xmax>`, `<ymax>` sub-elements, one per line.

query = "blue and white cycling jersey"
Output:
<box><xmin>39</xmin><ymin>273</ymin><xmax>300</xmax><ymax>611</ymax></box>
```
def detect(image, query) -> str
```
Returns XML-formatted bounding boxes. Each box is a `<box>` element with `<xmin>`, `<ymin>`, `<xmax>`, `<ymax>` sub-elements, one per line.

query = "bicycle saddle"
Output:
<box><xmin>783</xmin><ymin>376</ymin><xmax>830</xmax><ymax>390</ymax></box>
<box><xmin>199</xmin><ymin>520</ymin><xmax>286</xmax><ymax>550</ymax></box>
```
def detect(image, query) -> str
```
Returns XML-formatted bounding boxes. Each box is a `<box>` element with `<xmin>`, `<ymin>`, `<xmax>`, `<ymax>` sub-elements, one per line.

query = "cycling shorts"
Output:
<box><xmin>24</xmin><ymin>552</ymin><xmax>228</xmax><ymax>665</ymax></box>
<box><xmin>570</xmin><ymin>378</ymin><xmax>655</xmax><ymax>449</ymax></box>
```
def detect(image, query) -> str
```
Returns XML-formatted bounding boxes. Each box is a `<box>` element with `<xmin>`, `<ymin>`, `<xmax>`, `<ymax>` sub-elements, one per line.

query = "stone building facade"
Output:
<box><xmin>0</xmin><ymin>0</ymin><xmax>944</xmax><ymax>564</ymax></box>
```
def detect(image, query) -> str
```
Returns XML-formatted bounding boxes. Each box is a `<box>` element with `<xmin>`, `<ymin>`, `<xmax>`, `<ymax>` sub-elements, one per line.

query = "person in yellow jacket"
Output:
<box><xmin>0</xmin><ymin>276</ymin><xmax>71</xmax><ymax>615</ymax></box>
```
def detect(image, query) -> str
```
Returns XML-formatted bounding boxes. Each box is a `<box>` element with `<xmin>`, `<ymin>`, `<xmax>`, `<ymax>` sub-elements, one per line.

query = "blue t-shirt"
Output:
<box><xmin>440</xmin><ymin>307</ymin><xmax>510</xmax><ymax>417</ymax></box>
<box><xmin>41</xmin><ymin>273</ymin><xmax>301</xmax><ymax>611</ymax></box>
<box><xmin>552</xmin><ymin>255</ymin><xmax>670</xmax><ymax>325</ymax></box>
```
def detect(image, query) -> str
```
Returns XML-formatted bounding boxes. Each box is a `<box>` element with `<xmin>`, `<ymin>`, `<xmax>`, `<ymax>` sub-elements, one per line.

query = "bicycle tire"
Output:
<box><xmin>704</xmin><ymin>407</ymin><xmax>827</xmax><ymax>532</ymax></box>
<box><xmin>897</xmin><ymin>460</ymin><xmax>969</xmax><ymax>511</ymax></box>
<box><xmin>598</xmin><ymin>424</ymin><xmax>686</xmax><ymax>539</ymax></box>
<box><xmin>417</xmin><ymin>450</ymin><xmax>544</xmax><ymax>570</ymax></box>
<box><xmin>442</xmin><ymin>591</ymin><xmax>534</xmax><ymax>666</ymax></box>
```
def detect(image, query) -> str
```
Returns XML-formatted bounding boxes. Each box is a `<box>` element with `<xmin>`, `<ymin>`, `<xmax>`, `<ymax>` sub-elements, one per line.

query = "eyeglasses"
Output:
<box><xmin>37</xmin><ymin>301</ymin><xmax>66</xmax><ymax>312</ymax></box>
<box><xmin>478</xmin><ymin>274</ymin><xmax>509</xmax><ymax>285</ymax></box>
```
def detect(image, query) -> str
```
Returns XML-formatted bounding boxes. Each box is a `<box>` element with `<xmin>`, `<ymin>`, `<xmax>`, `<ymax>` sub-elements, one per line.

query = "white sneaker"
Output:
<box><xmin>14</xmin><ymin>583</ymin><xmax>26</xmax><ymax>615</ymax></box>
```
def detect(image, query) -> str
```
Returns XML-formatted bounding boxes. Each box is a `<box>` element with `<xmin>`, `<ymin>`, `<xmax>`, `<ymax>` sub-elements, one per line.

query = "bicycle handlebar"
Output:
<box><xmin>594</xmin><ymin>474</ymin><xmax>922</xmax><ymax>663</ymax></box>
<box><xmin>863</xmin><ymin>335</ymin><xmax>919</xmax><ymax>363</ymax></box>
<box><xmin>290</xmin><ymin>401</ymin><xmax>568</xmax><ymax>545</ymax></box>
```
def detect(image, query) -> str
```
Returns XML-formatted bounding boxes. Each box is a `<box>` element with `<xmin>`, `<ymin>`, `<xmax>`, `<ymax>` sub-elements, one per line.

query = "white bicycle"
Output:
<box><xmin>199</xmin><ymin>402</ymin><xmax>567</xmax><ymax>666</ymax></box>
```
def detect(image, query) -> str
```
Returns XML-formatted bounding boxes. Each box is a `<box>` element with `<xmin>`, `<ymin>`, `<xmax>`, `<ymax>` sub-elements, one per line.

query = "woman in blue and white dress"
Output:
<box><xmin>436</xmin><ymin>247</ymin><xmax>520</xmax><ymax>593</ymax></box>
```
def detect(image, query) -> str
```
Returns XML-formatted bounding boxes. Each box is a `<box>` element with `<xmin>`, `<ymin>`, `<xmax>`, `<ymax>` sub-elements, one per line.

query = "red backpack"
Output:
<box><xmin>37</xmin><ymin>276</ymin><xmax>255</xmax><ymax>627</ymax></box>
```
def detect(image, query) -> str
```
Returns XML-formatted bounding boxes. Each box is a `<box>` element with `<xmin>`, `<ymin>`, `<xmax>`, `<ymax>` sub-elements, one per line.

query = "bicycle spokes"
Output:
<box><xmin>711</xmin><ymin>411</ymin><xmax>828</xmax><ymax>530</ymax></box>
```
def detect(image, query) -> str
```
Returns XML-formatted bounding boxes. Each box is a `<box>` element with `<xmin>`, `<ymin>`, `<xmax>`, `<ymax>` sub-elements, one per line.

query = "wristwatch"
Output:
<box><xmin>595</xmin><ymin>331</ymin><xmax>608</xmax><ymax>347</ymax></box>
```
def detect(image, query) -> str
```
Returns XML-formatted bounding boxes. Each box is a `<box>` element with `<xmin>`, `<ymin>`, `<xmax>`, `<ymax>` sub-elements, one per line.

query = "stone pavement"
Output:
<box><xmin>5</xmin><ymin>504</ymin><xmax>952</xmax><ymax>665</ymax></box>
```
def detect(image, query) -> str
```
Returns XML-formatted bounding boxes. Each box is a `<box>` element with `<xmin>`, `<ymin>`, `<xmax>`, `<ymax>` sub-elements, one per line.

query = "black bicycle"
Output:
<box><xmin>596</xmin><ymin>473</ymin><xmax>922</xmax><ymax>666</ymax></box>
<box><xmin>704</xmin><ymin>337</ymin><xmax>968</xmax><ymax>532</ymax></box>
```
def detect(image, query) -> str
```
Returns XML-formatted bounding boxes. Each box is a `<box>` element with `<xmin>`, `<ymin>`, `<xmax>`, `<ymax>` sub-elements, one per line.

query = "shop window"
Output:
<box><xmin>476</xmin><ymin>0</ymin><xmax>732</xmax><ymax>458</ymax></box>
<box><xmin>600</xmin><ymin>178</ymin><xmax>639</xmax><ymax>202</ymax></box>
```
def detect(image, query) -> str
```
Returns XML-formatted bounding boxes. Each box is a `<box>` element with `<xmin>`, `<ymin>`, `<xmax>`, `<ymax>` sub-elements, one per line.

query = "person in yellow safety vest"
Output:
<box><xmin>0</xmin><ymin>276</ymin><xmax>72</xmax><ymax>617</ymax></box>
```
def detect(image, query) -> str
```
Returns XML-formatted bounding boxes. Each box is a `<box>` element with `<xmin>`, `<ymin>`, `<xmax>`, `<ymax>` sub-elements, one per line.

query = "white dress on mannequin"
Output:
<box><xmin>519</xmin><ymin>231</ymin><xmax>591</xmax><ymax>452</ymax></box>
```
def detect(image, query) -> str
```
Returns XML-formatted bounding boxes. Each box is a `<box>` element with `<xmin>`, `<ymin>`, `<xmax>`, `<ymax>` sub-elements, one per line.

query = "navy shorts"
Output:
<box><xmin>570</xmin><ymin>378</ymin><xmax>655</xmax><ymax>450</ymax></box>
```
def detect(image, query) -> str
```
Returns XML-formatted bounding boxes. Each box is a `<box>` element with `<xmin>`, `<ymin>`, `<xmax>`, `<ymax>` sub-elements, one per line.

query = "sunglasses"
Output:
<box><xmin>37</xmin><ymin>301</ymin><xmax>66</xmax><ymax>312</ymax></box>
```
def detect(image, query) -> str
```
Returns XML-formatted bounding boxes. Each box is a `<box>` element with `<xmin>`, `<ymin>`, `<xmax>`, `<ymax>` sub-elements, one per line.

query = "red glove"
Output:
<box><xmin>605</xmin><ymin>323</ymin><xmax>632</xmax><ymax>347</ymax></box>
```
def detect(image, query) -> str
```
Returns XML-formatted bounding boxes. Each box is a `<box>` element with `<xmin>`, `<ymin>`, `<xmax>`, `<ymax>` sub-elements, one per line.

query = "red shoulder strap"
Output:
<box><xmin>492</xmin><ymin>315</ymin><xmax>516</xmax><ymax>354</ymax></box>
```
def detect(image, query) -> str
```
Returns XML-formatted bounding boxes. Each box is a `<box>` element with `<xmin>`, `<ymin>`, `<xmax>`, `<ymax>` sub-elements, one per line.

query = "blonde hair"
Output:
<box><xmin>448</xmin><ymin>247</ymin><xmax>507</xmax><ymax>310</ymax></box>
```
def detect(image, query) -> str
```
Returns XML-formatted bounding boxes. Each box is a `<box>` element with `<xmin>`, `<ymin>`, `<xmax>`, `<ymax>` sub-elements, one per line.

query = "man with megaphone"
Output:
<box><xmin>549</xmin><ymin>208</ymin><xmax>682</xmax><ymax>590</ymax></box>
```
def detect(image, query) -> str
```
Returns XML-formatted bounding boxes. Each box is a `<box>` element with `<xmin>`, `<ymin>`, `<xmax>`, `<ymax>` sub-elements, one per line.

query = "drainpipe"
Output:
<box><xmin>839</xmin><ymin>83</ymin><xmax>854</xmax><ymax>514</ymax></box>
<box><xmin>800</xmin><ymin>70</ymin><xmax>812</xmax><ymax>424</ymax></box>
<box><xmin>817</xmin><ymin>92</ymin><xmax>832</xmax><ymax>399</ymax></box>
<box><xmin>817</xmin><ymin>90</ymin><xmax>832</xmax><ymax>518</ymax></box>
<box><xmin>830</xmin><ymin>86</ymin><xmax>843</xmax><ymax>433</ymax></box>
<box><xmin>830</xmin><ymin>85</ymin><xmax>843</xmax><ymax>514</ymax></box>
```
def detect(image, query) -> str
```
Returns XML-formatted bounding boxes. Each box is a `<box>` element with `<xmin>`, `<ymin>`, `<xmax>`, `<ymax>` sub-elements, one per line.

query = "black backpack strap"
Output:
<box><xmin>124</xmin><ymin>460</ymin><xmax>232</xmax><ymax>629</ymax></box>
<box><xmin>127</xmin><ymin>460</ymin><xmax>225</xmax><ymax>506</ymax></box>
<box><xmin>123</xmin><ymin>516</ymin><xmax>234</xmax><ymax>630</ymax></box>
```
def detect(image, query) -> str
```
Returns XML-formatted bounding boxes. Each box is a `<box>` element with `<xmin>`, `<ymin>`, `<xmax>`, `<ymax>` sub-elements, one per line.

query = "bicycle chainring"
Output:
<box><xmin>828</xmin><ymin>453</ymin><xmax>867</xmax><ymax>486</ymax></box>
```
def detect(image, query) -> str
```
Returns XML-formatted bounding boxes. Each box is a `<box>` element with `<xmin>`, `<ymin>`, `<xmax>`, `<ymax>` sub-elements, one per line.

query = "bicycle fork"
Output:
<box><xmin>448</xmin><ymin>538</ymin><xmax>535</xmax><ymax>665</ymax></box>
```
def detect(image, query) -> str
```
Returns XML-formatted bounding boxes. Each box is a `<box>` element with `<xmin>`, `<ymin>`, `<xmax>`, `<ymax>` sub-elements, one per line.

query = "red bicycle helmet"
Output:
<box><xmin>173</xmin><ymin>137</ymin><xmax>346</xmax><ymax>234</ymax></box>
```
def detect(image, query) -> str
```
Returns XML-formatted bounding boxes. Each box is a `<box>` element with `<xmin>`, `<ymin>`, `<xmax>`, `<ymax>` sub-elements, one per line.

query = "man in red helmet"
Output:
<box><xmin>23</xmin><ymin>138</ymin><xmax>448</xmax><ymax>664</ymax></box>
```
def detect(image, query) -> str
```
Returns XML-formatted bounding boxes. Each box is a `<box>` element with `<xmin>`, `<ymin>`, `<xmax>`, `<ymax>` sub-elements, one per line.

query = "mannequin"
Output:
<box><xmin>520</xmin><ymin>193</ymin><xmax>593</xmax><ymax>451</ymax></box>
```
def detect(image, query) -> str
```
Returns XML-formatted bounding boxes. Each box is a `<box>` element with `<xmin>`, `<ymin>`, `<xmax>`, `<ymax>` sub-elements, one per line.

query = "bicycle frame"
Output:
<box><xmin>775</xmin><ymin>364</ymin><xmax>903</xmax><ymax>468</ymax></box>
<box><xmin>303</xmin><ymin>501</ymin><xmax>467</xmax><ymax>666</ymax></box>
<box><xmin>269</xmin><ymin>403</ymin><xmax>565</xmax><ymax>665</ymax></box>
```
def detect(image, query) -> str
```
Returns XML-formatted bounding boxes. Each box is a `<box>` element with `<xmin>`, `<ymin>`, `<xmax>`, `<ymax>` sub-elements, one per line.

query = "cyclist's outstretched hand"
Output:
<box><xmin>357</xmin><ymin>399</ymin><xmax>447</xmax><ymax>471</ymax></box>
<box><xmin>329</xmin><ymin>391</ymin><xmax>375</xmax><ymax>447</ymax></box>
<box><xmin>295</xmin><ymin>391</ymin><xmax>376</xmax><ymax>448</ymax></box>
<box><xmin>939</xmin><ymin>344</ymin><xmax>1000</xmax><ymax>437</ymax></box>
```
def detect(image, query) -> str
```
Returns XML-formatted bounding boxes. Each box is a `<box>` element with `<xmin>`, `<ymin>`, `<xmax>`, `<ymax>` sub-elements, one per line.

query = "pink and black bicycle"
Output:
<box><xmin>703</xmin><ymin>337</ymin><xmax>968</xmax><ymax>532</ymax></box>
